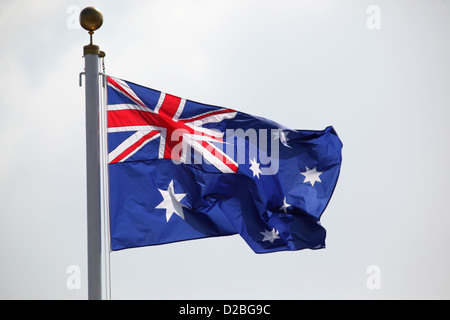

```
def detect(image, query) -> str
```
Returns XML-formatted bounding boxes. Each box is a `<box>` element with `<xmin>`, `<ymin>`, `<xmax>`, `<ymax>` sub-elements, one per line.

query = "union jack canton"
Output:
<box><xmin>107</xmin><ymin>76</ymin><xmax>238</xmax><ymax>173</ymax></box>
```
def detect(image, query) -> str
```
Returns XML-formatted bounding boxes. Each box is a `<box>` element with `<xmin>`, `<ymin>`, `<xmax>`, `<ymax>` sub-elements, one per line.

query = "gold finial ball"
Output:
<box><xmin>80</xmin><ymin>7</ymin><xmax>103</xmax><ymax>32</ymax></box>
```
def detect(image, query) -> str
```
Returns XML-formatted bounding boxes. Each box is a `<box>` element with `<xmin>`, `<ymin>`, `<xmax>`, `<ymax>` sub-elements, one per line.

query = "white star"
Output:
<box><xmin>155</xmin><ymin>180</ymin><xmax>188</xmax><ymax>222</ymax></box>
<box><xmin>249</xmin><ymin>158</ymin><xmax>262</xmax><ymax>179</ymax></box>
<box><xmin>300</xmin><ymin>166</ymin><xmax>323</xmax><ymax>187</ymax></box>
<box><xmin>260</xmin><ymin>228</ymin><xmax>280</xmax><ymax>244</ymax></box>
<box><xmin>272</xmin><ymin>128</ymin><xmax>291</xmax><ymax>147</ymax></box>
<box><xmin>279</xmin><ymin>197</ymin><xmax>291</xmax><ymax>214</ymax></box>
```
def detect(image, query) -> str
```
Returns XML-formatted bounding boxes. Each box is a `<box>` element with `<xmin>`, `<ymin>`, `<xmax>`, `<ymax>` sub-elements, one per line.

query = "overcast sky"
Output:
<box><xmin>1</xmin><ymin>0</ymin><xmax>450</xmax><ymax>299</ymax></box>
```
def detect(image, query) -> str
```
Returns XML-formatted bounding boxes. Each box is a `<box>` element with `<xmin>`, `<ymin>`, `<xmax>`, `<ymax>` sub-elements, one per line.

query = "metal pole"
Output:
<box><xmin>80</xmin><ymin>7</ymin><xmax>105</xmax><ymax>300</ymax></box>
<box><xmin>84</xmin><ymin>53</ymin><xmax>102</xmax><ymax>300</ymax></box>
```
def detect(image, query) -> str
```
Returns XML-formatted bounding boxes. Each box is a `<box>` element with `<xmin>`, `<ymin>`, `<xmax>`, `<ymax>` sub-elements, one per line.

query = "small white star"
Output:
<box><xmin>155</xmin><ymin>180</ymin><xmax>188</xmax><ymax>222</ymax></box>
<box><xmin>249</xmin><ymin>158</ymin><xmax>262</xmax><ymax>179</ymax></box>
<box><xmin>260</xmin><ymin>228</ymin><xmax>280</xmax><ymax>244</ymax></box>
<box><xmin>279</xmin><ymin>197</ymin><xmax>291</xmax><ymax>214</ymax></box>
<box><xmin>272</xmin><ymin>128</ymin><xmax>291</xmax><ymax>148</ymax></box>
<box><xmin>301</xmin><ymin>166</ymin><xmax>323</xmax><ymax>187</ymax></box>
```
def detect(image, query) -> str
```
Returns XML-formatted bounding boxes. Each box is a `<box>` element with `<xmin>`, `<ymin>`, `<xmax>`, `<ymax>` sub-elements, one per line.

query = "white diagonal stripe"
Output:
<box><xmin>109</xmin><ymin>131</ymin><xmax>161</xmax><ymax>163</ymax></box>
<box><xmin>191</xmin><ymin>140</ymin><xmax>236</xmax><ymax>173</ymax></box>
<box><xmin>108</xmin><ymin>76</ymin><xmax>146</xmax><ymax>107</ymax></box>
<box><xmin>173</xmin><ymin>98</ymin><xmax>186</xmax><ymax>122</ymax></box>
<box><xmin>154</xmin><ymin>92</ymin><xmax>166</xmax><ymax>113</ymax></box>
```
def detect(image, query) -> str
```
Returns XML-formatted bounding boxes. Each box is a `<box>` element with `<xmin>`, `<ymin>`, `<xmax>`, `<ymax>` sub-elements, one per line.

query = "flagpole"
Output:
<box><xmin>80</xmin><ymin>7</ymin><xmax>107</xmax><ymax>300</ymax></box>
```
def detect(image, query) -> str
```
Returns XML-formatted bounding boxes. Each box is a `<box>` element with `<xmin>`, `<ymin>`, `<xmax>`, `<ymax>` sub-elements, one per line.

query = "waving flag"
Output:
<box><xmin>107</xmin><ymin>76</ymin><xmax>343</xmax><ymax>253</ymax></box>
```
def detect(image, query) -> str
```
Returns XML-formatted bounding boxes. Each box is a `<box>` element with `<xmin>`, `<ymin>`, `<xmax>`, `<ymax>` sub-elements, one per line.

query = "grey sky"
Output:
<box><xmin>1</xmin><ymin>0</ymin><xmax>449</xmax><ymax>299</ymax></box>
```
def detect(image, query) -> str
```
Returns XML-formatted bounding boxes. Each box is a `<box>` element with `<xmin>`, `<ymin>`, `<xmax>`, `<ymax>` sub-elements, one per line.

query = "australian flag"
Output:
<box><xmin>107</xmin><ymin>76</ymin><xmax>343</xmax><ymax>253</ymax></box>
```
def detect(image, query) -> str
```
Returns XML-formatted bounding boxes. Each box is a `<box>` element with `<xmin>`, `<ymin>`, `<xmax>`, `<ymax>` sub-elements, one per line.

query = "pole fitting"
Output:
<box><xmin>80</xmin><ymin>7</ymin><xmax>104</xmax><ymax>56</ymax></box>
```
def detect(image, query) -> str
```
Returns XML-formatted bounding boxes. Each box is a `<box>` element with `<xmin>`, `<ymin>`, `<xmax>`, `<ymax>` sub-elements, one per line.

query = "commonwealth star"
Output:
<box><xmin>155</xmin><ymin>180</ymin><xmax>188</xmax><ymax>222</ymax></box>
